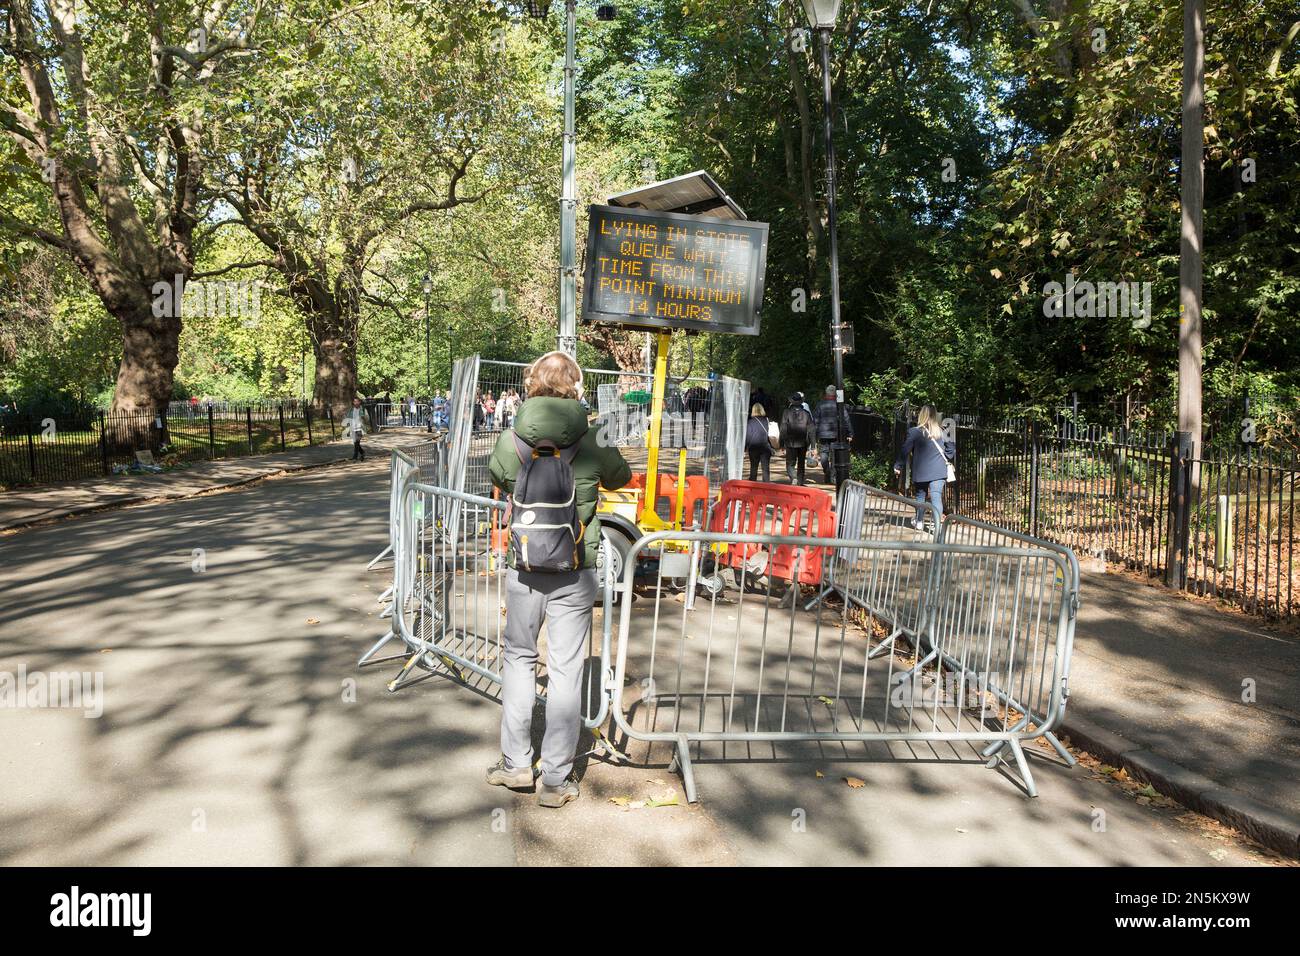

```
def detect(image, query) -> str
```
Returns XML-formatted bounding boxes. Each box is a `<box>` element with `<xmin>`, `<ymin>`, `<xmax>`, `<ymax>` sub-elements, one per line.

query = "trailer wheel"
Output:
<box><xmin>597</xmin><ymin>526</ymin><xmax>635</xmax><ymax>603</ymax></box>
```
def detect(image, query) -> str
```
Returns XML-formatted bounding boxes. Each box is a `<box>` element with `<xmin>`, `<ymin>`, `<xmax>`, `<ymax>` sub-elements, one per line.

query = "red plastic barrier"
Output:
<box><xmin>706</xmin><ymin>480</ymin><xmax>834</xmax><ymax>585</ymax></box>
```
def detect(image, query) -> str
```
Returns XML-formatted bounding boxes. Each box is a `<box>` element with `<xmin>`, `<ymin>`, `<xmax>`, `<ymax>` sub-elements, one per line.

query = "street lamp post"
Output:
<box><xmin>559</xmin><ymin>0</ymin><xmax>577</xmax><ymax>358</ymax></box>
<box><xmin>801</xmin><ymin>0</ymin><xmax>849</xmax><ymax>489</ymax></box>
<box><xmin>423</xmin><ymin>270</ymin><xmax>433</xmax><ymax>432</ymax></box>
<box><xmin>529</xmin><ymin>1</ymin><xmax>616</xmax><ymax>359</ymax></box>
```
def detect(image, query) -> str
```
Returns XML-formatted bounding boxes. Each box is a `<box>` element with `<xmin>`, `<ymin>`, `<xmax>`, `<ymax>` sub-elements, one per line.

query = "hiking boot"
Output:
<box><xmin>485</xmin><ymin>756</ymin><xmax>534</xmax><ymax>790</ymax></box>
<box><xmin>537</xmin><ymin>775</ymin><xmax>580</xmax><ymax>808</ymax></box>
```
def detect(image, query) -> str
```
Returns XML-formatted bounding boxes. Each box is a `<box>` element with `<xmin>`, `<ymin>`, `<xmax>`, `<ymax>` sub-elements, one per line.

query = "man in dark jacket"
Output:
<box><xmin>487</xmin><ymin>353</ymin><xmax>631</xmax><ymax>808</ymax></box>
<box><xmin>779</xmin><ymin>393</ymin><xmax>814</xmax><ymax>485</ymax></box>
<box><xmin>812</xmin><ymin>386</ymin><xmax>853</xmax><ymax>485</ymax></box>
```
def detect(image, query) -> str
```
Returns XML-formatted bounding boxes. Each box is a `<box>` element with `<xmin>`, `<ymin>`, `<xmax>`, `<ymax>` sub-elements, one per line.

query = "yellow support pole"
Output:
<box><xmin>642</xmin><ymin>330</ymin><xmax>672</xmax><ymax>526</ymax></box>
<box><xmin>675</xmin><ymin>446</ymin><xmax>688</xmax><ymax>530</ymax></box>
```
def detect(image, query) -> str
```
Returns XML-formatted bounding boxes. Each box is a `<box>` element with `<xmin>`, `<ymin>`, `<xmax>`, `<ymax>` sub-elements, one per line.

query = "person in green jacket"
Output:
<box><xmin>485</xmin><ymin>351</ymin><xmax>631</xmax><ymax>807</ymax></box>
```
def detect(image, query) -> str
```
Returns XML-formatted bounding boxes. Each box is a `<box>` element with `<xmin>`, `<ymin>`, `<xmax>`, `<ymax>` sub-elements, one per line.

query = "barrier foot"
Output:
<box><xmin>376</xmin><ymin>585</ymin><xmax>393</xmax><ymax>604</ymax></box>
<box><xmin>359</xmin><ymin>630</ymin><xmax>399</xmax><ymax>667</ymax></box>
<box><xmin>669</xmin><ymin>736</ymin><xmax>698</xmax><ymax>804</ymax></box>
<box><xmin>1044</xmin><ymin>731</ymin><xmax>1077</xmax><ymax>766</ymax></box>
<box><xmin>897</xmin><ymin>647</ymin><xmax>938</xmax><ymax>680</ymax></box>
<box><xmin>802</xmin><ymin>584</ymin><xmax>835</xmax><ymax>612</ymax></box>
<box><xmin>387</xmin><ymin>651</ymin><xmax>425</xmax><ymax>692</ymax></box>
<box><xmin>366</xmin><ymin>544</ymin><xmax>393</xmax><ymax>571</ymax></box>
<box><xmin>981</xmin><ymin>738</ymin><xmax>1008</xmax><ymax>761</ymax></box>
<box><xmin>867</xmin><ymin>626</ymin><xmax>904</xmax><ymax>660</ymax></box>
<box><xmin>421</xmin><ymin>651</ymin><xmax>467</xmax><ymax>684</ymax></box>
<box><xmin>986</xmin><ymin>739</ymin><xmax>1038</xmax><ymax>797</ymax></box>
<box><xmin>1009</xmin><ymin>739</ymin><xmax>1038</xmax><ymax>797</ymax></box>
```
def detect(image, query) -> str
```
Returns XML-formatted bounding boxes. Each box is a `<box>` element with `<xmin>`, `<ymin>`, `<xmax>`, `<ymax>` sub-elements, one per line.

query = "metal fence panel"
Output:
<box><xmin>608</xmin><ymin>528</ymin><xmax>1077</xmax><ymax>803</ymax></box>
<box><xmin>380</xmin><ymin>481</ymin><xmax>614</xmax><ymax>730</ymax></box>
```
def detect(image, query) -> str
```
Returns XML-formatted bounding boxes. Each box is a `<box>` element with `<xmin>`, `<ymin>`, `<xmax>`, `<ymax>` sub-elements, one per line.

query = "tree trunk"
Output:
<box><xmin>108</xmin><ymin>302</ymin><xmax>182</xmax><ymax>416</ymax></box>
<box><xmin>311</xmin><ymin>322</ymin><xmax>358</xmax><ymax>416</ymax></box>
<box><xmin>92</xmin><ymin>291</ymin><xmax>181</xmax><ymax>453</ymax></box>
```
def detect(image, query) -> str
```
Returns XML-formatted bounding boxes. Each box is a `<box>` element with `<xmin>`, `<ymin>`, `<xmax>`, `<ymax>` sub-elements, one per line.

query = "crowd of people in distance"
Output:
<box><xmin>472</xmin><ymin>388</ymin><xmax>521</xmax><ymax>431</ymax></box>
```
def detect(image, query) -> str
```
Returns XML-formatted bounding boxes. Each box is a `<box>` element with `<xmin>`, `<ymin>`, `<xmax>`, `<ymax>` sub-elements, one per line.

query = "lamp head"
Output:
<box><xmin>800</xmin><ymin>0</ymin><xmax>842</xmax><ymax>30</ymax></box>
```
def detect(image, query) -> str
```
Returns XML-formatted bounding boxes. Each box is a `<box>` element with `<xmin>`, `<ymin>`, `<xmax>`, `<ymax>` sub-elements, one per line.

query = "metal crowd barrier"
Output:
<box><xmin>378</xmin><ymin>480</ymin><xmax>616</xmax><ymax>736</ymax></box>
<box><xmin>609</xmin><ymin>526</ymin><xmax>1078</xmax><ymax>803</ymax></box>
<box><xmin>806</xmin><ymin>481</ymin><xmax>1078</xmax><ymax>771</ymax></box>
<box><xmin>936</xmin><ymin>512</ymin><xmax>1080</xmax><ymax>769</ymax></box>
<box><xmin>365</xmin><ymin>449</ymin><xmax>419</xmax><ymax>571</ymax></box>
<box><xmin>358</xmin><ymin>443</ymin><xmax>440</xmax><ymax>666</ymax></box>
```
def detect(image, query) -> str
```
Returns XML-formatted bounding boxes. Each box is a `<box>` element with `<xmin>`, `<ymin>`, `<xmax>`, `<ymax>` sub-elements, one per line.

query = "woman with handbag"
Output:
<box><xmin>893</xmin><ymin>404</ymin><xmax>956</xmax><ymax>530</ymax></box>
<box><xmin>745</xmin><ymin>402</ymin><xmax>775</xmax><ymax>482</ymax></box>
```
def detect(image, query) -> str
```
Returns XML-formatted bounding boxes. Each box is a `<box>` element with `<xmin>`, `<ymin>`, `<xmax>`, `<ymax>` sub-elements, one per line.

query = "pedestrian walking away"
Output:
<box><xmin>487</xmin><ymin>351</ymin><xmax>632</xmax><ymax>807</ymax></box>
<box><xmin>343</xmin><ymin>397</ymin><xmax>371</xmax><ymax>461</ymax></box>
<box><xmin>745</xmin><ymin>401</ymin><xmax>775</xmax><ymax>482</ymax></box>
<box><xmin>813</xmin><ymin>385</ymin><xmax>853</xmax><ymax>484</ymax></box>
<box><xmin>779</xmin><ymin>391</ymin><xmax>814</xmax><ymax>485</ymax></box>
<box><xmin>894</xmin><ymin>403</ymin><xmax>955</xmax><ymax>529</ymax></box>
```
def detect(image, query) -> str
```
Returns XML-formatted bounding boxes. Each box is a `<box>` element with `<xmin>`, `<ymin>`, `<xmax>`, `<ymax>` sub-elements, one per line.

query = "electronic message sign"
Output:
<box><xmin>581</xmin><ymin>204</ymin><xmax>769</xmax><ymax>336</ymax></box>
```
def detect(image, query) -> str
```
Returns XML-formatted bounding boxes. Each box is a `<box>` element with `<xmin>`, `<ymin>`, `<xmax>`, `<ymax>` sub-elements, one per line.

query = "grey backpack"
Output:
<box><xmin>508</xmin><ymin>431</ymin><xmax>584</xmax><ymax>572</ymax></box>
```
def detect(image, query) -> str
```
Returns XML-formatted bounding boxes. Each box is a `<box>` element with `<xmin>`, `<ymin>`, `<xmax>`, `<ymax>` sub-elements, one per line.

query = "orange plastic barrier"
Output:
<box><xmin>491</xmin><ymin>487</ymin><xmax>508</xmax><ymax>554</ymax></box>
<box><xmin>677</xmin><ymin>475</ymin><xmax>711</xmax><ymax>530</ymax></box>
<box><xmin>625</xmin><ymin>472</ymin><xmax>713</xmax><ymax>529</ymax></box>
<box><xmin>706</xmin><ymin>480</ymin><xmax>834</xmax><ymax>585</ymax></box>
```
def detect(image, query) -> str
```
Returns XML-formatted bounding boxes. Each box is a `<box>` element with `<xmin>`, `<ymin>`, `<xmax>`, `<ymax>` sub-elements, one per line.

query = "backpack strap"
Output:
<box><xmin>511</xmin><ymin>430</ymin><xmax>533</xmax><ymax>502</ymax></box>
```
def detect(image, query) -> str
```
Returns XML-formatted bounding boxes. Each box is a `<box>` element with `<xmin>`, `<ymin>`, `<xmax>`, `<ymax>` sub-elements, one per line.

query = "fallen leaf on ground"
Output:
<box><xmin>815</xmin><ymin>770</ymin><xmax>824</xmax><ymax>778</ymax></box>
<box><xmin>646</xmin><ymin>791</ymin><xmax>680</xmax><ymax>808</ymax></box>
<box><xmin>843</xmin><ymin>776</ymin><xmax>865</xmax><ymax>788</ymax></box>
<box><xmin>306</xmin><ymin>618</ymin><xmax>320</xmax><ymax>625</ymax></box>
<box><xmin>817</xmin><ymin>695</ymin><xmax>834</xmax><ymax>706</ymax></box>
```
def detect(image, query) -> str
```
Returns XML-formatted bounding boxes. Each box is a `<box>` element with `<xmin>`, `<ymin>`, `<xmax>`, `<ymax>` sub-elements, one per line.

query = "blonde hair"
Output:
<box><xmin>918</xmin><ymin>404</ymin><xmax>943</xmax><ymax>440</ymax></box>
<box><xmin>751</xmin><ymin>402</ymin><xmax>766</xmax><ymax>417</ymax></box>
<box><xmin>524</xmin><ymin>351</ymin><xmax>583</xmax><ymax>400</ymax></box>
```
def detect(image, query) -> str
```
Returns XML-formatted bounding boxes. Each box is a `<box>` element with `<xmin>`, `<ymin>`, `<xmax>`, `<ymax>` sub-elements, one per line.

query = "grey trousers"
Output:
<box><xmin>501</xmin><ymin>566</ymin><xmax>597</xmax><ymax>787</ymax></box>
